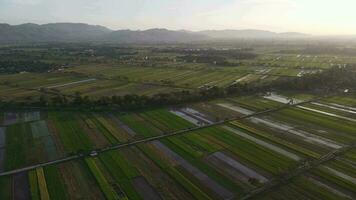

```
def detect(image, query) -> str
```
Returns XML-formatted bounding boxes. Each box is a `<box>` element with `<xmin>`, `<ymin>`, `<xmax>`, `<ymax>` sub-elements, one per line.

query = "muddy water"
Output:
<box><xmin>311</xmin><ymin>102</ymin><xmax>356</xmax><ymax>115</ymax></box>
<box><xmin>218</xmin><ymin>103</ymin><xmax>343</xmax><ymax>149</ymax></box>
<box><xmin>264</xmin><ymin>93</ymin><xmax>356</xmax><ymax>123</ymax></box>
<box><xmin>216</xmin><ymin>103</ymin><xmax>253</xmax><ymax>115</ymax></box>
<box><xmin>181</xmin><ymin>108</ymin><xmax>213</xmax><ymax>124</ymax></box>
<box><xmin>170</xmin><ymin>110</ymin><xmax>201</xmax><ymax>126</ymax></box>
<box><xmin>210</xmin><ymin>152</ymin><xmax>268</xmax><ymax>183</ymax></box>
<box><xmin>250</xmin><ymin>117</ymin><xmax>342</xmax><ymax>149</ymax></box>
<box><xmin>222</xmin><ymin>126</ymin><xmax>300</xmax><ymax>161</ymax></box>
<box><xmin>263</xmin><ymin>93</ymin><xmax>302</xmax><ymax>104</ymax></box>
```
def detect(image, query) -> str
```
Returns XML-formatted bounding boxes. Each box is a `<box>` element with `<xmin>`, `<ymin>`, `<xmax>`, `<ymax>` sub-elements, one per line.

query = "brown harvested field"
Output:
<box><xmin>122</xmin><ymin>146</ymin><xmax>194</xmax><ymax>200</ymax></box>
<box><xmin>77</xmin><ymin>115</ymin><xmax>109</xmax><ymax>148</ymax></box>
<box><xmin>13</xmin><ymin>172</ymin><xmax>31</xmax><ymax>200</ymax></box>
<box><xmin>109</xmin><ymin>114</ymin><xmax>137</xmax><ymax>137</ymax></box>
<box><xmin>143</xmin><ymin>143</ymin><xmax>179</xmax><ymax>167</ymax></box>
<box><xmin>58</xmin><ymin>161</ymin><xmax>105</xmax><ymax>200</ymax></box>
<box><xmin>132</xmin><ymin>176</ymin><xmax>162</xmax><ymax>200</ymax></box>
<box><xmin>27</xmin><ymin>142</ymin><xmax>47</xmax><ymax>164</ymax></box>
<box><xmin>46</xmin><ymin>119</ymin><xmax>65</xmax><ymax>157</ymax></box>
<box><xmin>96</xmin><ymin>114</ymin><xmax>132</xmax><ymax>142</ymax></box>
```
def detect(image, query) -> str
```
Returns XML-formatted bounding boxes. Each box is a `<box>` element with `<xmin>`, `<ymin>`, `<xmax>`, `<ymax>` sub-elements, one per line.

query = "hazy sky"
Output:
<box><xmin>1</xmin><ymin>0</ymin><xmax>356</xmax><ymax>35</ymax></box>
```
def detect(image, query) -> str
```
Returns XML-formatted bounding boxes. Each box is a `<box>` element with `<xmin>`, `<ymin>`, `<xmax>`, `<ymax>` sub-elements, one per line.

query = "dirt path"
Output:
<box><xmin>46</xmin><ymin>78</ymin><xmax>96</xmax><ymax>89</ymax></box>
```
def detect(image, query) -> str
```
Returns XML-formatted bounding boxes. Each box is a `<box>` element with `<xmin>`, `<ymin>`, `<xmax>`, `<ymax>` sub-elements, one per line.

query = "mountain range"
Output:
<box><xmin>0</xmin><ymin>23</ymin><xmax>310</xmax><ymax>44</ymax></box>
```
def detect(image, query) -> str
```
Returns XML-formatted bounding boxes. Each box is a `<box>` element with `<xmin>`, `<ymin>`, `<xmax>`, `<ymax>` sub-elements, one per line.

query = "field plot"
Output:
<box><xmin>188</xmin><ymin>102</ymin><xmax>240</xmax><ymax>122</ymax></box>
<box><xmin>255</xmin><ymin>176</ymin><xmax>352</xmax><ymax>200</ymax></box>
<box><xmin>0</xmin><ymin>91</ymin><xmax>355</xmax><ymax>199</ymax></box>
<box><xmin>0</xmin><ymin>113</ymin><xmax>60</xmax><ymax>171</ymax></box>
<box><xmin>219</xmin><ymin>96</ymin><xmax>282</xmax><ymax>112</ymax></box>
<box><xmin>0</xmin><ymin>85</ymin><xmax>41</xmax><ymax>102</ymax></box>
<box><xmin>117</xmin><ymin>109</ymin><xmax>193</xmax><ymax>138</ymax></box>
<box><xmin>1</xmin><ymin>111</ymin><xmax>41</xmax><ymax>126</ymax></box>
<box><xmin>64</xmin><ymin>64</ymin><xmax>262</xmax><ymax>89</ymax></box>
<box><xmin>0</xmin><ymin>72</ymin><xmax>86</xmax><ymax>89</ymax></box>
<box><xmin>49</xmin><ymin>112</ymin><xmax>94</xmax><ymax>154</ymax></box>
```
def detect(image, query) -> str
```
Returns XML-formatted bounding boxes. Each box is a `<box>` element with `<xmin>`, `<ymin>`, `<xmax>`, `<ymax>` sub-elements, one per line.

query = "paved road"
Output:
<box><xmin>0</xmin><ymin>96</ymin><xmax>325</xmax><ymax>177</ymax></box>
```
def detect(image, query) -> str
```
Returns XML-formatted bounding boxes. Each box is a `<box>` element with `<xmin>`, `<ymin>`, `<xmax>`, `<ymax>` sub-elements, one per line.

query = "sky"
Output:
<box><xmin>0</xmin><ymin>0</ymin><xmax>356</xmax><ymax>35</ymax></box>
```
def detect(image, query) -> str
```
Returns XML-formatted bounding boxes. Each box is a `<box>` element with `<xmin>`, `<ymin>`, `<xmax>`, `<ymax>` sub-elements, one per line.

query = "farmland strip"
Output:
<box><xmin>36</xmin><ymin>167</ymin><xmax>50</xmax><ymax>200</ymax></box>
<box><xmin>13</xmin><ymin>172</ymin><xmax>31</xmax><ymax>200</ymax></box>
<box><xmin>222</xmin><ymin>126</ymin><xmax>300</xmax><ymax>161</ymax></box>
<box><xmin>85</xmin><ymin>158</ymin><xmax>120</xmax><ymax>200</ymax></box>
<box><xmin>0</xmin><ymin>95</ymin><xmax>328</xmax><ymax>177</ymax></box>
<box><xmin>151</xmin><ymin>141</ymin><xmax>234</xmax><ymax>200</ymax></box>
<box><xmin>209</xmin><ymin>152</ymin><xmax>268</xmax><ymax>183</ymax></box>
<box><xmin>308</xmin><ymin>177</ymin><xmax>353</xmax><ymax>199</ymax></box>
<box><xmin>324</xmin><ymin>167</ymin><xmax>356</xmax><ymax>185</ymax></box>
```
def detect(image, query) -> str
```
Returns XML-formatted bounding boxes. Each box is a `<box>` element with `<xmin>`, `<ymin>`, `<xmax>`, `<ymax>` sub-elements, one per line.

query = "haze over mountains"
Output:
<box><xmin>0</xmin><ymin>23</ymin><xmax>311</xmax><ymax>44</ymax></box>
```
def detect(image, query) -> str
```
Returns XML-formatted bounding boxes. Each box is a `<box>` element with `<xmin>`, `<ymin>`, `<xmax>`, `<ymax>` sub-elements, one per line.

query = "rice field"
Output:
<box><xmin>0</xmin><ymin>92</ymin><xmax>355</xmax><ymax>199</ymax></box>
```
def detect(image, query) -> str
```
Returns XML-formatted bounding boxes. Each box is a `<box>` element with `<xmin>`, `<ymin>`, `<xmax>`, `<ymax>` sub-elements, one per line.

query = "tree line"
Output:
<box><xmin>1</xmin><ymin>65</ymin><xmax>355</xmax><ymax>111</ymax></box>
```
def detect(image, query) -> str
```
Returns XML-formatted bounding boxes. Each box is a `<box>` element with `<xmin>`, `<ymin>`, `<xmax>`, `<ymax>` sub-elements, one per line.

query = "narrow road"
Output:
<box><xmin>0</xmin><ymin>96</ymin><xmax>325</xmax><ymax>177</ymax></box>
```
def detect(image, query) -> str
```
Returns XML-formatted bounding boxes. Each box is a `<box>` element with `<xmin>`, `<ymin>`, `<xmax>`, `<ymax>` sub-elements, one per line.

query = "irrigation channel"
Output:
<box><xmin>0</xmin><ymin>94</ymin><xmax>353</xmax><ymax>185</ymax></box>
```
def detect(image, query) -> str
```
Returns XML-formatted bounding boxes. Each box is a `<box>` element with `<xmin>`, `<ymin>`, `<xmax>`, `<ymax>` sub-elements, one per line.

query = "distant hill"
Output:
<box><xmin>0</xmin><ymin>23</ymin><xmax>112</xmax><ymax>43</ymax></box>
<box><xmin>199</xmin><ymin>29</ymin><xmax>310</xmax><ymax>39</ymax></box>
<box><xmin>106</xmin><ymin>28</ymin><xmax>207</xmax><ymax>43</ymax></box>
<box><xmin>0</xmin><ymin>23</ymin><xmax>309</xmax><ymax>44</ymax></box>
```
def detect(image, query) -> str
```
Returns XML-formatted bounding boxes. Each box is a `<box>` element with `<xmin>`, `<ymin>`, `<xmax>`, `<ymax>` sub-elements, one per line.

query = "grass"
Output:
<box><xmin>0</xmin><ymin>176</ymin><xmax>12</xmax><ymax>200</ymax></box>
<box><xmin>256</xmin><ymin>176</ymin><xmax>346</xmax><ymax>200</ymax></box>
<box><xmin>5</xmin><ymin>123</ymin><xmax>33</xmax><ymax>170</ymax></box>
<box><xmin>273</xmin><ymin>107</ymin><xmax>356</xmax><ymax>142</ymax></box>
<box><xmin>49</xmin><ymin>112</ymin><xmax>93</xmax><ymax>154</ymax></box>
<box><xmin>312</xmin><ymin>167</ymin><xmax>356</xmax><ymax>192</ymax></box>
<box><xmin>139</xmin><ymin>109</ymin><xmax>195</xmax><ymax>132</ymax></box>
<box><xmin>85</xmin><ymin>157</ymin><xmax>120</xmax><ymax>200</ymax></box>
<box><xmin>167</xmin><ymin>167</ymin><xmax>213</xmax><ymax>200</ymax></box>
<box><xmin>44</xmin><ymin>165</ymin><xmax>69</xmax><ymax>200</ymax></box>
<box><xmin>139</xmin><ymin>144</ymin><xmax>213</xmax><ymax>200</ymax></box>
<box><xmin>119</xmin><ymin>114</ymin><xmax>162</xmax><ymax>138</ymax></box>
<box><xmin>99</xmin><ymin>151</ymin><xmax>141</xmax><ymax>200</ymax></box>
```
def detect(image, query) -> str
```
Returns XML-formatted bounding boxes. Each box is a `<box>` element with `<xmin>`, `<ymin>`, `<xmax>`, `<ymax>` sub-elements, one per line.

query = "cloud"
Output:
<box><xmin>192</xmin><ymin>0</ymin><xmax>297</xmax><ymax>31</ymax></box>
